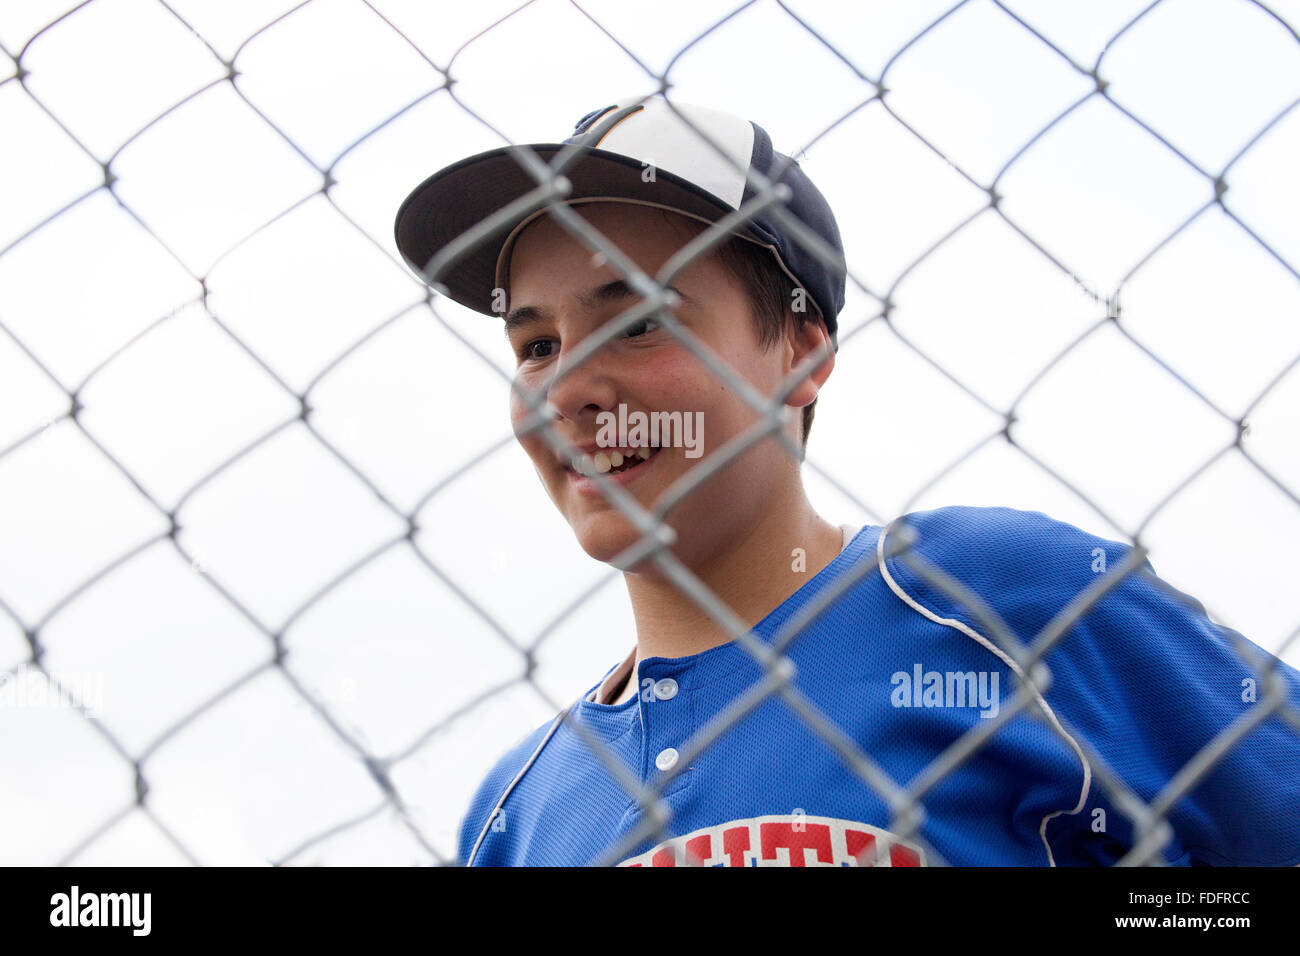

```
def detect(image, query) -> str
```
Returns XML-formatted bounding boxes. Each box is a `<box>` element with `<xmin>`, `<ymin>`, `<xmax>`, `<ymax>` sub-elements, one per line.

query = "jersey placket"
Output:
<box><xmin>617</xmin><ymin>657</ymin><xmax>698</xmax><ymax>849</ymax></box>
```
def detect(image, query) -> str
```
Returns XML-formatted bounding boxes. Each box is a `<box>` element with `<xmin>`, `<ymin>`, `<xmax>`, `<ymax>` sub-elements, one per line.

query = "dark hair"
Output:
<box><xmin>711</xmin><ymin>233</ymin><xmax>820</xmax><ymax>452</ymax></box>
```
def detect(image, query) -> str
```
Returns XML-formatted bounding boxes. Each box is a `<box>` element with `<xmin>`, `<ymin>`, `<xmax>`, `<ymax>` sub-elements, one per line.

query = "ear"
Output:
<box><xmin>783</xmin><ymin>310</ymin><xmax>835</xmax><ymax>411</ymax></box>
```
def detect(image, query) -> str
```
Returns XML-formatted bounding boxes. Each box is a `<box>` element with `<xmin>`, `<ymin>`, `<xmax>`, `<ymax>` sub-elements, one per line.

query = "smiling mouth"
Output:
<box><xmin>565</xmin><ymin>446</ymin><xmax>662</xmax><ymax>478</ymax></box>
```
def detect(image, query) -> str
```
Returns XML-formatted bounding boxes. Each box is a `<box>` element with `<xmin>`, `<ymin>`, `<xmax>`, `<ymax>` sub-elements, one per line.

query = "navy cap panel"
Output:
<box><xmin>739</xmin><ymin>121</ymin><xmax>846</xmax><ymax>331</ymax></box>
<box><xmin>565</xmin><ymin>104</ymin><xmax>646</xmax><ymax>147</ymax></box>
<box><xmin>568</xmin><ymin>104</ymin><xmax>619</xmax><ymax>138</ymax></box>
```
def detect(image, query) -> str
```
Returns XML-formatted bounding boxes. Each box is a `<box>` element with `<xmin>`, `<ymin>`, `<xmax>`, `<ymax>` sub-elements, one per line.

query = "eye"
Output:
<box><xmin>518</xmin><ymin>338</ymin><xmax>557</xmax><ymax>361</ymax></box>
<box><xmin>623</xmin><ymin>317</ymin><xmax>660</xmax><ymax>338</ymax></box>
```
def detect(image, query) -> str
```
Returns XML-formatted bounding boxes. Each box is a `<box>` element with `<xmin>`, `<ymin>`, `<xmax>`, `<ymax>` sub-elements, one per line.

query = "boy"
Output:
<box><xmin>395</xmin><ymin>97</ymin><xmax>1300</xmax><ymax>866</ymax></box>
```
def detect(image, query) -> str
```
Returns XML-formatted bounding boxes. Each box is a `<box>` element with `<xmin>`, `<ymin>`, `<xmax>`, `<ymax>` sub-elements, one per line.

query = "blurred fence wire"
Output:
<box><xmin>1</xmin><ymin>0</ymin><xmax>1299</xmax><ymax>866</ymax></box>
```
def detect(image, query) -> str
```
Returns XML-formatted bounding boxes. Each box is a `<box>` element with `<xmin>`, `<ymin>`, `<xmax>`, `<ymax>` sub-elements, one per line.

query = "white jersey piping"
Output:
<box><xmin>875</xmin><ymin>522</ymin><xmax>1093</xmax><ymax>867</ymax></box>
<box><xmin>465</xmin><ymin>706</ymin><xmax>569</xmax><ymax>867</ymax></box>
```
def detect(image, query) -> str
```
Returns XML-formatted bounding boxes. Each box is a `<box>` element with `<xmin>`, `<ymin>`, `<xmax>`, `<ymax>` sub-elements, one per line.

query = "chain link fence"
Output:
<box><xmin>2</xmin><ymin>0</ymin><xmax>1299</xmax><ymax>866</ymax></box>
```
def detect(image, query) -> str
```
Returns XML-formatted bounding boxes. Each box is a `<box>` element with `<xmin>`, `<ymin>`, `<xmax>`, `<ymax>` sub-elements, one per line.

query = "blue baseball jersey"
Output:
<box><xmin>457</xmin><ymin>505</ymin><xmax>1300</xmax><ymax>866</ymax></box>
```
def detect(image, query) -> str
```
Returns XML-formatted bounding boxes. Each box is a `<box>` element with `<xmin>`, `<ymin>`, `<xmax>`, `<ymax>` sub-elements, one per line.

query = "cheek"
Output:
<box><xmin>658</xmin><ymin>351</ymin><xmax>751</xmax><ymax>418</ymax></box>
<box><xmin>507</xmin><ymin>377</ymin><xmax>545</xmax><ymax>453</ymax></box>
<box><xmin>641</xmin><ymin>348</ymin><xmax>708</xmax><ymax>396</ymax></box>
<box><xmin>507</xmin><ymin>379</ymin><xmax>526</xmax><ymax>429</ymax></box>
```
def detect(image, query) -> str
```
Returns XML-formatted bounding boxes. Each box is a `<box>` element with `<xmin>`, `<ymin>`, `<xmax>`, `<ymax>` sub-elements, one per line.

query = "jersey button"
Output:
<box><xmin>653</xmin><ymin>678</ymin><xmax>679</xmax><ymax>701</ymax></box>
<box><xmin>654</xmin><ymin>747</ymin><xmax>679</xmax><ymax>771</ymax></box>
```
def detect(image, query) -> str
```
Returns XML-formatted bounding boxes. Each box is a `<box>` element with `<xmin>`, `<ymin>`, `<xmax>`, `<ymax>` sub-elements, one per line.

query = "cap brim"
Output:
<box><xmin>394</xmin><ymin>144</ymin><xmax>742</xmax><ymax>316</ymax></box>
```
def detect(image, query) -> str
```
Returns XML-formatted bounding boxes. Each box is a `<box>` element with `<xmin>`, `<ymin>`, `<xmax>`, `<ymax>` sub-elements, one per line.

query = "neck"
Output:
<box><xmin>621</xmin><ymin>483</ymin><xmax>844</xmax><ymax>667</ymax></box>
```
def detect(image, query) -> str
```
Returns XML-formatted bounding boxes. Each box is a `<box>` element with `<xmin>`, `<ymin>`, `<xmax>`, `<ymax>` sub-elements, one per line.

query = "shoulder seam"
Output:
<box><xmin>875</xmin><ymin>514</ymin><xmax>1093</xmax><ymax>867</ymax></box>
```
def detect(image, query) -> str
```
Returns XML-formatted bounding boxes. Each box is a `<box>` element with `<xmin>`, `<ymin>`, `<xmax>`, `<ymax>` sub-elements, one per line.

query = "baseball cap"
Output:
<box><xmin>394</xmin><ymin>96</ymin><xmax>846</xmax><ymax>350</ymax></box>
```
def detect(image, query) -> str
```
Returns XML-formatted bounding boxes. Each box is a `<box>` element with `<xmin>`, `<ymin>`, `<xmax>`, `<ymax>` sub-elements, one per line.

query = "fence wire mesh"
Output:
<box><xmin>2</xmin><ymin>0</ymin><xmax>1299</xmax><ymax>867</ymax></box>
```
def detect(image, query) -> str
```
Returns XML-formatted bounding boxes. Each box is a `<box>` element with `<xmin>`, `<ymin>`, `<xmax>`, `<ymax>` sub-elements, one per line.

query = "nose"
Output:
<box><xmin>537</xmin><ymin>340</ymin><xmax>622</xmax><ymax>435</ymax></box>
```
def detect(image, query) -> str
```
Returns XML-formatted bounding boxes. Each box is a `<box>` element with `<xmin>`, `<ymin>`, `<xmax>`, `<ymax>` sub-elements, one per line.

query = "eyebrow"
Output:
<box><xmin>502</xmin><ymin>279</ymin><xmax>693</xmax><ymax>338</ymax></box>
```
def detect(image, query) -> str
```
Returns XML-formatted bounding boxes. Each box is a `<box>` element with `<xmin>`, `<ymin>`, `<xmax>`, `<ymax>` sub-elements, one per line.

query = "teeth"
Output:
<box><xmin>569</xmin><ymin>448</ymin><xmax>655</xmax><ymax>476</ymax></box>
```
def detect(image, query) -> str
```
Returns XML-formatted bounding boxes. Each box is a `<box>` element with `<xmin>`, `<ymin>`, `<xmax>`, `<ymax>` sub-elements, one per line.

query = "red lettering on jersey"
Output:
<box><xmin>618</xmin><ymin>814</ymin><xmax>926</xmax><ymax>867</ymax></box>
<box><xmin>685</xmin><ymin>834</ymin><xmax>712</xmax><ymax>866</ymax></box>
<box><xmin>722</xmin><ymin>824</ymin><xmax>752</xmax><ymax>867</ymax></box>
<box><xmin>646</xmin><ymin>833</ymin><xmax>714</xmax><ymax>866</ymax></box>
<box><xmin>890</xmin><ymin>843</ymin><xmax>921</xmax><ymax>867</ymax></box>
<box><xmin>760</xmin><ymin>822</ymin><xmax>833</xmax><ymax>866</ymax></box>
<box><xmin>845</xmin><ymin>828</ymin><xmax>877</xmax><ymax>864</ymax></box>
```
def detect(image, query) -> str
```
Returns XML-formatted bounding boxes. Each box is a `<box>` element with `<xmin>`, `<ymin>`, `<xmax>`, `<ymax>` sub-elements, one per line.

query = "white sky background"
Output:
<box><xmin>0</xmin><ymin>0</ymin><xmax>1298</xmax><ymax>866</ymax></box>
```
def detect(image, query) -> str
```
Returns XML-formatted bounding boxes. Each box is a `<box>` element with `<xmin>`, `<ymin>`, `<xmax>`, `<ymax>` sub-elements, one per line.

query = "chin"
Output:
<box><xmin>569</xmin><ymin>510</ymin><xmax>643</xmax><ymax>569</ymax></box>
<box><xmin>573</xmin><ymin>509</ymin><xmax>710</xmax><ymax>578</ymax></box>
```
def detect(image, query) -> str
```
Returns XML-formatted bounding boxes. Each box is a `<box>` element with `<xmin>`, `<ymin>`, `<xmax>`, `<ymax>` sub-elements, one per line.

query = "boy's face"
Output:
<box><xmin>504</xmin><ymin>201</ymin><xmax>827</xmax><ymax>571</ymax></box>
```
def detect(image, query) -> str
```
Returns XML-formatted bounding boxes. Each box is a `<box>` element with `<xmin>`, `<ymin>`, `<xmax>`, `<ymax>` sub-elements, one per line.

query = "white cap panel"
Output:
<box><xmin>593</xmin><ymin>99</ymin><xmax>754</xmax><ymax>210</ymax></box>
